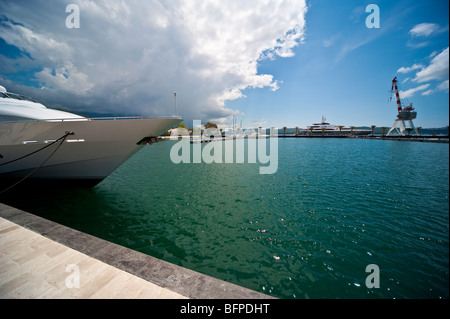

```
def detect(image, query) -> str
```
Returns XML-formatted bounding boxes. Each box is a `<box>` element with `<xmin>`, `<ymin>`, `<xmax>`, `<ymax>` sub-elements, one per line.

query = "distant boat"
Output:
<box><xmin>0</xmin><ymin>85</ymin><xmax>182</xmax><ymax>188</ymax></box>
<box><xmin>306</xmin><ymin>116</ymin><xmax>340</xmax><ymax>132</ymax></box>
<box><xmin>305</xmin><ymin>116</ymin><xmax>370</xmax><ymax>136</ymax></box>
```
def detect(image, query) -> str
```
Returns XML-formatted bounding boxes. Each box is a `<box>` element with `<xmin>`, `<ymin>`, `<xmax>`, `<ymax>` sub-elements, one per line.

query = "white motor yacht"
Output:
<box><xmin>306</xmin><ymin>116</ymin><xmax>340</xmax><ymax>132</ymax></box>
<box><xmin>0</xmin><ymin>85</ymin><xmax>182</xmax><ymax>188</ymax></box>
<box><xmin>305</xmin><ymin>116</ymin><xmax>370</xmax><ymax>136</ymax></box>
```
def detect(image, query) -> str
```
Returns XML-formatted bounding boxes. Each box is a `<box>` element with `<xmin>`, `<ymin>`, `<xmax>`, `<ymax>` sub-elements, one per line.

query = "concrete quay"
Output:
<box><xmin>0</xmin><ymin>203</ymin><xmax>273</xmax><ymax>299</ymax></box>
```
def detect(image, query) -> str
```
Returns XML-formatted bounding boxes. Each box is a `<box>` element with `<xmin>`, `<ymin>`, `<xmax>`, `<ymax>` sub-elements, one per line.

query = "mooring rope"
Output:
<box><xmin>0</xmin><ymin>131</ymin><xmax>74</xmax><ymax>194</ymax></box>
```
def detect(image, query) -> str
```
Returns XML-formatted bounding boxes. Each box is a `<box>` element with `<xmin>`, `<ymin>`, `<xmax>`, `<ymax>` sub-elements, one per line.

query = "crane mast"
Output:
<box><xmin>391</xmin><ymin>77</ymin><xmax>403</xmax><ymax>112</ymax></box>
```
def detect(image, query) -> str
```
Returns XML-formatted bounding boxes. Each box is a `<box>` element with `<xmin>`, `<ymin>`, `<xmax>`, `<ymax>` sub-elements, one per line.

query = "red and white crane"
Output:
<box><xmin>387</xmin><ymin>77</ymin><xmax>418</xmax><ymax>136</ymax></box>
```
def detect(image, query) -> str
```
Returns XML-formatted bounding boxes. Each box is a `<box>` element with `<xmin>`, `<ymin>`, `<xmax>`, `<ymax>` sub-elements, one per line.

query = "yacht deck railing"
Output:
<box><xmin>0</xmin><ymin>115</ymin><xmax>182</xmax><ymax>124</ymax></box>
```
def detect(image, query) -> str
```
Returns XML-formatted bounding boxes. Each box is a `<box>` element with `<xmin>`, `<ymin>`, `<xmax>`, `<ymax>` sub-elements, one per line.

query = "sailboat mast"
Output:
<box><xmin>174</xmin><ymin>92</ymin><xmax>178</xmax><ymax>116</ymax></box>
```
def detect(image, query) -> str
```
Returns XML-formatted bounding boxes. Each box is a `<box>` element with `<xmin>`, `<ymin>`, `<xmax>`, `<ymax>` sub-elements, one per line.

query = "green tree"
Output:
<box><xmin>381</xmin><ymin>127</ymin><xmax>388</xmax><ymax>136</ymax></box>
<box><xmin>320</xmin><ymin>127</ymin><xmax>326</xmax><ymax>136</ymax></box>
<box><xmin>204</xmin><ymin>122</ymin><xmax>218</xmax><ymax>129</ymax></box>
<box><xmin>371</xmin><ymin>125</ymin><xmax>376</xmax><ymax>136</ymax></box>
<box><xmin>405</xmin><ymin>128</ymin><xmax>413</xmax><ymax>136</ymax></box>
<box><xmin>283</xmin><ymin>126</ymin><xmax>287</xmax><ymax>136</ymax></box>
<box><xmin>338</xmin><ymin>125</ymin><xmax>345</xmax><ymax>136</ymax></box>
<box><xmin>416</xmin><ymin>127</ymin><xmax>422</xmax><ymax>136</ymax></box>
<box><xmin>350</xmin><ymin>126</ymin><xmax>355</xmax><ymax>136</ymax></box>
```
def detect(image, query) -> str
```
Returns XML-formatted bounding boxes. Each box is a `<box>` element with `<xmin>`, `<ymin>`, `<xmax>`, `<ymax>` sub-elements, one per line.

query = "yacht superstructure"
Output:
<box><xmin>306</xmin><ymin>116</ymin><xmax>340</xmax><ymax>132</ymax></box>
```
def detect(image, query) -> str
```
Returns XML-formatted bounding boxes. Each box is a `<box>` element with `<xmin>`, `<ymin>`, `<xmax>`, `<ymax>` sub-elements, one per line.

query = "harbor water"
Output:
<box><xmin>2</xmin><ymin>138</ymin><xmax>449</xmax><ymax>299</ymax></box>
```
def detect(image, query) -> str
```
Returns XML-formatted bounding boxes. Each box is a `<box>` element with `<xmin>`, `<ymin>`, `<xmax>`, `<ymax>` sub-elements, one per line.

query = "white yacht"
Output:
<box><xmin>305</xmin><ymin>116</ymin><xmax>370</xmax><ymax>136</ymax></box>
<box><xmin>0</xmin><ymin>85</ymin><xmax>182</xmax><ymax>188</ymax></box>
<box><xmin>306</xmin><ymin>116</ymin><xmax>340</xmax><ymax>132</ymax></box>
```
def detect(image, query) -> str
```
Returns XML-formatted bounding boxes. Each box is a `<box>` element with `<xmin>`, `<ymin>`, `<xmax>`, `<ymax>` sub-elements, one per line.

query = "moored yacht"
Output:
<box><xmin>0</xmin><ymin>85</ymin><xmax>182</xmax><ymax>188</ymax></box>
<box><xmin>305</xmin><ymin>116</ymin><xmax>370</xmax><ymax>136</ymax></box>
<box><xmin>306</xmin><ymin>116</ymin><xmax>340</xmax><ymax>132</ymax></box>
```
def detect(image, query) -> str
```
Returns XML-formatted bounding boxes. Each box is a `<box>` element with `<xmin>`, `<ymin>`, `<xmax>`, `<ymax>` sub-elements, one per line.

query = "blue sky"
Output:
<box><xmin>0</xmin><ymin>0</ymin><xmax>448</xmax><ymax>129</ymax></box>
<box><xmin>229</xmin><ymin>0</ymin><xmax>449</xmax><ymax>128</ymax></box>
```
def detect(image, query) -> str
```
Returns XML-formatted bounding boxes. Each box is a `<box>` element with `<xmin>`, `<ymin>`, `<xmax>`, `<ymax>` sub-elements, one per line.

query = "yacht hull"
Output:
<box><xmin>0</xmin><ymin>117</ymin><xmax>181</xmax><ymax>186</ymax></box>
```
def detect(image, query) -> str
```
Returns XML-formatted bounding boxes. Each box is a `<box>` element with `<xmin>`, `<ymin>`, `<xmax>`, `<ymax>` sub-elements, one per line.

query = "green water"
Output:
<box><xmin>3</xmin><ymin>138</ymin><xmax>449</xmax><ymax>299</ymax></box>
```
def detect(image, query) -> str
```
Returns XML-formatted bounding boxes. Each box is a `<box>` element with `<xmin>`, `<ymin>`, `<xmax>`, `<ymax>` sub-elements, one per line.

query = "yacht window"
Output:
<box><xmin>0</xmin><ymin>92</ymin><xmax>38</xmax><ymax>102</ymax></box>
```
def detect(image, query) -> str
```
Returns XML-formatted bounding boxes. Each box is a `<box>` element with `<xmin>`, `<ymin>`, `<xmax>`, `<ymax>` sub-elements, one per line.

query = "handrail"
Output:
<box><xmin>0</xmin><ymin>115</ymin><xmax>182</xmax><ymax>124</ymax></box>
<box><xmin>91</xmin><ymin>115</ymin><xmax>182</xmax><ymax>121</ymax></box>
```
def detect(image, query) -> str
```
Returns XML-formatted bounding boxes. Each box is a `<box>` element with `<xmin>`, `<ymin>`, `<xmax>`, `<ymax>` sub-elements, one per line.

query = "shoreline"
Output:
<box><xmin>160</xmin><ymin>135</ymin><xmax>449</xmax><ymax>143</ymax></box>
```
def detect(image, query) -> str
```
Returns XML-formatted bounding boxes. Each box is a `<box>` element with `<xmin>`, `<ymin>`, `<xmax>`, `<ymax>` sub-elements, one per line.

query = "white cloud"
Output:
<box><xmin>322</xmin><ymin>33</ymin><xmax>340</xmax><ymax>48</ymax></box>
<box><xmin>428</xmin><ymin>50</ymin><xmax>439</xmax><ymax>59</ymax></box>
<box><xmin>409</xmin><ymin>23</ymin><xmax>440</xmax><ymax>37</ymax></box>
<box><xmin>414</xmin><ymin>47</ymin><xmax>449</xmax><ymax>83</ymax></box>
<box><xmin>0</xmin><ymin>21</ymin><xmax>72</xmax><ymax>65</ymax></box>
<box><xmin>0</xmin><ymin>0</ymin><xmax>308</xmax><ymax>124</ymax></box>
<box><xmin>397</xmin><ymin>47</ymin><xmax>449</xmax><ymax>98</ymax></box>
<box><xmin>402</xmin><ymin>77</ymin><xmax>411</xmax><ymax>84</ymax></box>
<box><xmin>420</xmin><ymin>80</ymin><xmax>449</xmax><ymax>96</ymax></box>
<box><xmin>407</xmin><ymin>23</ymin><xmax>447</xmax><ymax>49</ymax></box>
<box><xmin>35</xmin><ymin>62</ymin><xmax>94</xmax><ymax>93</ymax></box>
<box><xmin>397</xmin><ymin>63</ymin><xmax>424</xmax><ymax>74</ymax></box>
<box><xmin>437</xmin><ymin>80</ymin><xmax>449</xmax><ymax>92</ymax></box>
<box><xmin>399</xmin><ymin>84</ymin><xmax>430</xmax><ymax>99</ymax></box>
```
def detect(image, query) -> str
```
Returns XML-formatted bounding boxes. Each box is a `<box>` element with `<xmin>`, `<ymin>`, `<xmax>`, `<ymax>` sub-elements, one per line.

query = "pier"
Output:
<box><xmin>278</xmin><ymin>134</ymin><xmax>449</xmax><ymax>143</ymax></box>
<box><xmin>0</xmin><ymin>203</ymin><xmax>273</xmax><ymax>299</ymax></box>
<box><xmin>349</xmin><ymin>135</ymin><xmax>449</xmax><ymax>143</ymax></box>
<box><xmin>164</xmin><ymin>134</ymin><xmax>449</xmax><ymax>144</ymax></box>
